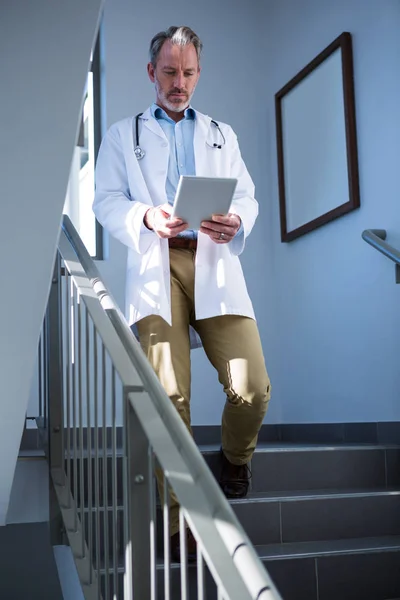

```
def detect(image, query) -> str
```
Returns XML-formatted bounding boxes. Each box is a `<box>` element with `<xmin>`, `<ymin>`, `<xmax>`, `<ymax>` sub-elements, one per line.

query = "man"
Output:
<box><xmin>93</xmin><ymin>25</ymin><xmax>271</xmax><ymax>560</ymax></box>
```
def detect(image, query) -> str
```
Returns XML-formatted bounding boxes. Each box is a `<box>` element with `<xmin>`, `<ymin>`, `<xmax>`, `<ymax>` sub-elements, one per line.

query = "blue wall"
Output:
<box><xmin>100</xmin><ymin>0</ymin><xmax>400</xmax><ymax>425</ymax></box>
<box><xmin>100</xmin><ymin>0</ymin><xmax>280</xmax><ymax>424</ymax></box>
<box><xmin>259</xmin><ymin>0</ymin><xmax>400</xmax><ymax>422</ymax></box>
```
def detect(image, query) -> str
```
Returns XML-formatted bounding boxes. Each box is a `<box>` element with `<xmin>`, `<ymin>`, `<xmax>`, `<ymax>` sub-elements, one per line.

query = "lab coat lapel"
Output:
<box><xmin>141</xmin><ymin>107</ymin><xmax>166</xmax><ymax>140</ymax></box>
<box><xmin>193</xmin><ymin>112</ymin><xmax>212</xmax><ymax>176</ymax></box>
<box><xmin>137</xmin><ymin>108</ymin><xmax>169</xmax><ymax>205</ymax></box>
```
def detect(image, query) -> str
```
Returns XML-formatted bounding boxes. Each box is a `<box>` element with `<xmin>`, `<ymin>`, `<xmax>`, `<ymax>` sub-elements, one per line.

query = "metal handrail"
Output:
<box><xmin>55</xmin><ymin>214</ymin><xmax>281</xmax><ymax>599</ymax></box>
<box><xmin>362</xmin><ymin>229</ymin><xmax>400</xmax><ymax>283</ymax></box>
<box><xmin>362</xmin><ymin>229</ymin><xmax>400</xmax><ymax>265</ymax></box>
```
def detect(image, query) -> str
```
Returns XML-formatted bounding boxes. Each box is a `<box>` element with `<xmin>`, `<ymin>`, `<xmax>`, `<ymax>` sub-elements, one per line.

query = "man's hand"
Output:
<box><xmin>200</xmin><ymin>213</ymin><xmax>241</xmax><ymax>244</ymax></box>
<box><xmin>144</xmin><ymin>204</ymin><xmax>188</xmax><ymax>238</ymax></box>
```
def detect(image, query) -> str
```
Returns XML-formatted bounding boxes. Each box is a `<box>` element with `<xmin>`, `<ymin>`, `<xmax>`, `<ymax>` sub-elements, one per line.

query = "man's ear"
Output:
<box><xmin>147</xmin><ymin>62</ymin><xmax>155</xmax><ymax>83</ymax></box>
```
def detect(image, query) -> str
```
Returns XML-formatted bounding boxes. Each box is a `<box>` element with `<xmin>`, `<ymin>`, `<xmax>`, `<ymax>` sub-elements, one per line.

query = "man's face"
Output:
<box><xmin>147</xmin><ymin>40</ymin><xmax>201</xmax><ymax>117</ymax></box>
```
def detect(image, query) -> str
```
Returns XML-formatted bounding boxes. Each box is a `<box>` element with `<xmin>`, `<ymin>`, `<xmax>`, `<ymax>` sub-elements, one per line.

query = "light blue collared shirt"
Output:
<box><xmin>151</xmin><ymin>103</ymin><xmax>197</xmax><ymax>239</ymax></box>
<box><xmin>150</xmin><ymin>103</ymin><xmax>243</xmax><ymax>241</ymax></box>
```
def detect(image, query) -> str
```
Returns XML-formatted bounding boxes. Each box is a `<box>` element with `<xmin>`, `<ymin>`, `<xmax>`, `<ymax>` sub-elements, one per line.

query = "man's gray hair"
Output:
<box><xmin>149</xmin><ymin>26</ymin><xmax>203</xmax><ymax>67</ymax></box>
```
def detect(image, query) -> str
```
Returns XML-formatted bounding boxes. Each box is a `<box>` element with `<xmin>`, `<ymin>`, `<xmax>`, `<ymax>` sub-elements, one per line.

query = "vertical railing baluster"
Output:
<box><xmin>163</xmin><ymin>477</ymin><xmax>171</xmax><ymax>600</ymax></box>
<box><xmin>42</xmin><ymin>323</ymin><xmax>45</xmax><ymax>422</ymax></box>
<box><xmin>179</xmin><ymin>510</ymin><xmax>188</xmax><ymax>600</ymax></box>
<box><xmin>43</xmin><ymin>316</ymin><xmax>48</xmax><ymax>430</ymax></box>
<box><xmin>72</xmin><ymin>285</ymin><xmax>78</xmax><ymax>531</ymax></box>
<box><xmin>47</xmin><ymin>253</ymin><xmax>64</xmax><ymax>546</ymax></box>
<box><xmin>122</xmin><ymin>390</ymin><xmax>132</xmax><ymax>600</ymax></box>
<box><xmin>38</xmin><ymin>336</ymin><xmax>43</xmax><ymax>419</ymax></box>
<box><xmin>197</xmin><ymin>547</ymin><xmax>205</xmax><ymax>600</ymax></box>
<box><xmin>78</xmin><ymin>294</ymin><xmax>85</xmax><ymax>559</ymax></box>
<box><xmin>41</xmin><ymin>321</ymin><xmax>45</xmax><ymax>427</ymax></box>
<box><xmin>125</xmin><ymin>398</ymin><xmax>151</xmax><ymax>599</ymax></box>
<box><xmin>41</xmin><ymin>318</ymin><xmax>47</xmax><ymax>427</ymax></box>
<box><xmin>59</xmin><ymin>267</ymin><xmax>65</xmax><ymax>488</ymax></box>
<box><xmin>93</xmin><ymin>326</ymin><xmax>101</xmax><ymax>599</ymax></box>
<box><xmin>102</xmin><ymin>345</ymin><xmax>110</xmax><ymax>599</ymax></box>
<box><xmin>65</xmin><ymin>271</ymin><xmax>72</xmax><ymax>509</ymax></box>
<box><xmin>86</xmin><ymin>307</ymin><xmax>93</xmax><ymax>584</ymax></box>
<box><xmin>149</xmin><ymin>449</ymin><xmax>157</xmax><ymax>600</ymax></box>
<box><xmin>111</xmin><ymin>366</ymin><xmax>119</xmax><ymax>599</ymax></box>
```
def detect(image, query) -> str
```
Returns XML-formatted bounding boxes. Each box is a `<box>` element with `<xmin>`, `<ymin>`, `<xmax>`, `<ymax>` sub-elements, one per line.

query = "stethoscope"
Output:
<box><xmin>133</xmin><ymin>112</ymin><xmax>226</xmax><ymax>160</ymax></box>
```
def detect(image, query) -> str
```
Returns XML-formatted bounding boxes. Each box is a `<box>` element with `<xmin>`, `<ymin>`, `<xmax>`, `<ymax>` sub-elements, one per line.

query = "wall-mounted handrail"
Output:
<box><xmin>362</xmin><ymin>229</ymin><xmax>400</xmax><ymax>265</ymax></box>
<box><xmin>362</xmin><ymin>229</ymin><xmax>400</xmax><ymax>283</ymax></box>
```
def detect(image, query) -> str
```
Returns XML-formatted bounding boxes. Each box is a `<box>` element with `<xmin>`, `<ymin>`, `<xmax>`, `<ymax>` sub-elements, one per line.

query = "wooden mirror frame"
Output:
<box><xmin>275</xmin><ymin>32</ymin><xmax>360</xmax><ymax>242</ymax></box>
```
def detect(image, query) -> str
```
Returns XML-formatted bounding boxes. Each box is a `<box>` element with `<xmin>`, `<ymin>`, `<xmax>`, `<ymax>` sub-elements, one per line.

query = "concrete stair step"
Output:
<box><xmin>256</xmin><ymin>535</ymin><xmax>400</xmax><ymax>560</ymax></box>
<box><xmin>98</xmin><ymin>536</ymin><xmax>400</xmax><ymax>600</ymax></box>
<box><xmin>261</xmin><ymin>536</ymin><xmax>400</xmax><ymax>600</ymax></box>
<box><xmin>203</xmin><ymin>442</ymin><xmax>400</xmax><ymax>493</ymax></box>
<box><xmin>67</xmin><ymin>442</ymin><xmax>400</xmax><ymax>508</ymax></box>
<box><xmin>231</xmin><ymin>488</ymin><xmax>400</xmax><ymax>545</ymax></box>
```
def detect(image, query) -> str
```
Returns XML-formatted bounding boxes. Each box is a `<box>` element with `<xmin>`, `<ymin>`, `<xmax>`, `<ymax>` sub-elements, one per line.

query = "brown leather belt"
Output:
<box><xmin>168</xmin><ymin>237</ymin><xmax>198</xmax><ymax>250</ymax></box>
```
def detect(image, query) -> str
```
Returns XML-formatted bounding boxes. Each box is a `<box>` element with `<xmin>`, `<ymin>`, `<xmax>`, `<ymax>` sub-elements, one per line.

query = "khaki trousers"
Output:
<box><xmin>136</xmin><ymin>248</ymin><xmax>271</xmax><ymax>536</ymax></box>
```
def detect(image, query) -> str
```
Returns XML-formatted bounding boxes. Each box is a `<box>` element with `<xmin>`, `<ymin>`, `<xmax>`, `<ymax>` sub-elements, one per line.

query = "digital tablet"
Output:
<box><xmin>171</xmin><ymin>176</ymin><xmax>238</xmax><ymax>230</ymax></box>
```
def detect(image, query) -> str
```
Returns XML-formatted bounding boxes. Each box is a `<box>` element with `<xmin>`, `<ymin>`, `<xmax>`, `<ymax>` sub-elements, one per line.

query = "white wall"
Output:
<box><xmin>0</xmin><ymin>0</ymin><xmax>103</xmax><ymax>524</ymax></box>
<box><xmin>98</xmin><ymin>0</ymin><xmax>279</xmax><ymax>424</ymax></box>
<box><xmin>259</xmin><ymin>0</ymin><xmax>400</xmax><ymax>422</ymax></box>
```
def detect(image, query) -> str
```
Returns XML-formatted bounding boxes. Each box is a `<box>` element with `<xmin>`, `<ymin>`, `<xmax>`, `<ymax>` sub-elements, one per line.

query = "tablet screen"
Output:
<box><xmin>171</xmin><ymin>176</ymin><xmax>238</xmax><ymax>230</ymax></box>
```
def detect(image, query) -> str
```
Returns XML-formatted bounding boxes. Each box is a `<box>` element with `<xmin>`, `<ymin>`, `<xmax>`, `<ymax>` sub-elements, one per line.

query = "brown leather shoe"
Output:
<box><xmin>219</xmin><ymin>449</ymin><xmax>251</xmax><ymax>499</ymax></box>
<box><xmin>170</xmin><ymin>528</ymin><xmax>197</xmax><ymax>563</ymax></box>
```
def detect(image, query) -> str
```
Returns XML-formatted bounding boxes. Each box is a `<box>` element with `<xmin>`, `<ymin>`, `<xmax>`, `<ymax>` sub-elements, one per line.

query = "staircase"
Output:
<box><xmin>78</xmin><ymin>434</ymin><xmax>400</xmax><ymax>599</ymax></box>
<box><xmin>45</xmin><ymin>220</ymin><xmax>400</xmax><ymax>599</ymax></box>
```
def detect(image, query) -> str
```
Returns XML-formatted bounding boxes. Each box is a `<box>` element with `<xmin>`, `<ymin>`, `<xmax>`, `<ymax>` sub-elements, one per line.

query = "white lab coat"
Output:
<box><xmin>93</xmin><ymin>107</ymin><xmax>258</xmax><ymax>345</ymax></box>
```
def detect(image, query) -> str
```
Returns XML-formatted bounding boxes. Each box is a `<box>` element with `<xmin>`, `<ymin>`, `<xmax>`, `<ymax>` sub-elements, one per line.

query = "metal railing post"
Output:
<box><xmin>47</xmin><ymin>252</ymin><xmax>65</xmax><ymax>546</ymax></box>
<box><xmin>124</xmin><ymin>396</ymin><xmax>152</xmax><ymax>600</ymax></box>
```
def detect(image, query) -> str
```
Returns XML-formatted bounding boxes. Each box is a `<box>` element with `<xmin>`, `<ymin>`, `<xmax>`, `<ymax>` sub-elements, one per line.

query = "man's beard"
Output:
<box><xmin>155</xmin><ymin>81</ymin><xmax>195</xmax><ymax>113</ymax></box>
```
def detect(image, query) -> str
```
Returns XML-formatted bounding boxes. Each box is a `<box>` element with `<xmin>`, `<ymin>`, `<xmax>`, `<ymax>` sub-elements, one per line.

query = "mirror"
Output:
<box><xmin>275</xmin><ymin>32</ymin><xmax>360</xmax><ymax>242</ymax></box>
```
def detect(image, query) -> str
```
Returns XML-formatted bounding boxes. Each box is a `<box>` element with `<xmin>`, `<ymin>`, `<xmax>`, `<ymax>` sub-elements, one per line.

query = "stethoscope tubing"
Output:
<box><xmin>133</xmin><ymin>113</ymin><xmax>226</xmax><ymax>159</ymax></box>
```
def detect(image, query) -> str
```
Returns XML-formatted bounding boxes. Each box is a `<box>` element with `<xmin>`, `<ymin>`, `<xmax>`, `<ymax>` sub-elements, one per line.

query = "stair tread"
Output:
<box><xmin>255</xmin><ymin>535</ymin><xmax>400</xmax><ymax>560</ymax></box>
<box><xmin>98</xmin><ymin>535</ymin><xmax>400</xmax><ymax>574</ymax></box>
<box><xmin>231</xmin><ymin>487</ymin><xmax>400</xmax><ymax>503</ymax></box>
<box><xmin>68</xmin><ymin>441</ymin><xmax>400</xmax><ymax>458</ymax></box>
<box><xmin>18</xmin><ymin>449</ymin><xmax>46</xmax><ymax>458</ymax></box>
<box><xmin>82</xmin><ymin>487</ymin><xmax>400</xmax><ymax>515</ymax></box>
<box><xmin>82</xmin><ymin>487</ymin><xmax>400</xmax><ymax>511</ymax></box>
<box><xmin>200</xmin><ymin>442</ymin><xmax>400</xmax><ymax>453</ymax></box>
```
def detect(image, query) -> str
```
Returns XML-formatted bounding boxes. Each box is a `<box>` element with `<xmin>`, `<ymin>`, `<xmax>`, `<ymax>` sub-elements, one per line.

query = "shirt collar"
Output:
<box><xmin>151</xmin><ymin>102</ymin><xmax>195</xmax><ymax>122</ymax></box>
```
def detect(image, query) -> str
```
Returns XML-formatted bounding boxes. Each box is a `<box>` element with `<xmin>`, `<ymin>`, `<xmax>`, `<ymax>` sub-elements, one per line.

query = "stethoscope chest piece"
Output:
<box><xmin>134</xmin><ymin>146</ymin><xmax>145</xmax><ymax>160</ymax></box>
